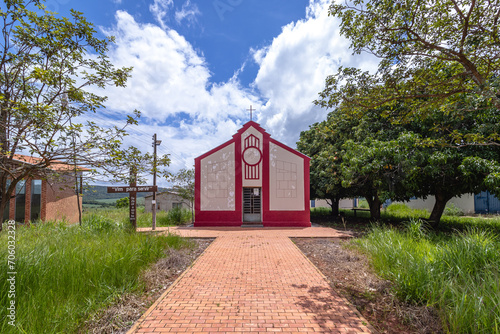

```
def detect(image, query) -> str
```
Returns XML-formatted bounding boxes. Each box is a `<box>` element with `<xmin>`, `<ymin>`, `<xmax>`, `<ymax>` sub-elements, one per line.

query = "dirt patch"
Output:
<box><xmin>80</xmin><ymin>238</ymin><xmax>213</xmax><ymax>334</ymax></box>
<box><xmin>293</xmin><ymin>238</ymin><xmax>443</xmax><ymax>334</ymax></box>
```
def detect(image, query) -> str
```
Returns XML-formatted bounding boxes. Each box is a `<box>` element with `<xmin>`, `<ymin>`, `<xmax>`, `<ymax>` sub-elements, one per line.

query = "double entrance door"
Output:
<box><xmin>243</xmin><ymin>187</ymin><xmax>261</xmax><ymax>222</ymax></box>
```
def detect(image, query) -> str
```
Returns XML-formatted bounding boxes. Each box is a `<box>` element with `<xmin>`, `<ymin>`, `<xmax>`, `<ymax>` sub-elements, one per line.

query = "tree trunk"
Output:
<box><xmin>329</xmin><ymin>198</ymin><xmax>340</xmax><ymax>216</ymax></box>
<box><xmin>0</xmin><ymin>198</ymin><xmax>6</xmax><ymax>229</ymax></box>
<box><xmin>365</xmin><ymin>193</ymin><xmax>381</xmax><ymax>220</ymax></box>
<box><xmin>428</xmin><ymin>192</ymin><xmax>452</xmax><ymax>228</ymax></box>
<box><xmin>191</xmin><ymin>200</ymin><xmax>194</xmax><ymax>223</ymax></box>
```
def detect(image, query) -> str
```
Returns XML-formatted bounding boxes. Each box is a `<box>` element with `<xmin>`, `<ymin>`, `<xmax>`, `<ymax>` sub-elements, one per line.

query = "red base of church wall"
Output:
<box><xmin>194</xmin><ymin>221</ymin><xmax>242</xmax><ymax>227</ymax></box>
<box><xmin>263</xmin><ymin>221</ymin><xmax>311</xmax><ymax>227</ymax></box>
<box><xmin>195</xmin><ymin>210</ymin><xmax>310</xmax><ymax>227</ymax></box>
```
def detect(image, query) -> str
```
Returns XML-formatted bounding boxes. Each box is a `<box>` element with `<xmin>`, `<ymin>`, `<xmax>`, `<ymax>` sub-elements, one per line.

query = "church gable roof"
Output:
<box><xmin>194</xmin><ymin>121</ymin><xmax>309</xmax><ymax>161</ymax></box>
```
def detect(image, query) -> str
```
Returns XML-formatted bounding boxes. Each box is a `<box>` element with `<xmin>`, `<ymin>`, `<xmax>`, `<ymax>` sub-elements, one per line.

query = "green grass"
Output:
<box><xmin>0</xmin><ymin>216</ymin><xmax>192</xmax><ymax>333</ymax></box>
<box><xmin>82</xmin><ymin>207</ymin><xmax>193</xmax><ymax>228</ymax></box>
<box><xmin>355</xmin><ymin>220</ymin><xmax>500</xmax><ymax>333</ymax></box>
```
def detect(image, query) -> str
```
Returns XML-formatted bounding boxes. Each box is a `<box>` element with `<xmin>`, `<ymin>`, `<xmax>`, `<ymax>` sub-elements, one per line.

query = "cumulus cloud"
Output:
<box><xmin>101</xmin><ymin>11</ymin><xmax>253</xmax><ymax>121</ymax></box>
<box><xmin>95</xmin><ymin>11</ymin><xmax>259</xmax><ymax>180</ymax></box>
<box><xmin>251</xmin><ymin>0</ymin><xmax>379</xmax><ymax>144</ymax></box>
<box><xmin>94</xmin><ymin>0</ymin><xmax>378</xmax><ymax>181</ymax></box>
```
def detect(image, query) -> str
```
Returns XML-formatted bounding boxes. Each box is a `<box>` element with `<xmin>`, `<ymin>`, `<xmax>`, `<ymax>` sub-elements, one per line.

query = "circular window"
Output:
<box><xmin>242</xmin><ymin>147</ymin><xmax>262</xmax><ymax>166</ymax></box>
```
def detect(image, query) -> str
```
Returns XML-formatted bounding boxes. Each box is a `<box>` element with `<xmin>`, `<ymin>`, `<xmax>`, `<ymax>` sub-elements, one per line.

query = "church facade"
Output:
<box><xmin>194</xmin><ymin>121</ymin><xmax>310</xmax><ymax>227</ymax></box>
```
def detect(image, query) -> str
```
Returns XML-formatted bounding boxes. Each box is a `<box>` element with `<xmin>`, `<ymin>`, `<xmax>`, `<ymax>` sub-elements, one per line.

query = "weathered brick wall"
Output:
<box><xmin>44</xmin><ymin>175</ymin><xmax>82</xmax><ymax>224</ymax></box>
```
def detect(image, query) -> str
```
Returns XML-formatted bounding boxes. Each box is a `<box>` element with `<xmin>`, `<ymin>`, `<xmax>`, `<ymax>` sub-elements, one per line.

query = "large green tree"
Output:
<box><xmin>0</xmin><ymin>0</ymin><xmax>149</xmax><ymax>229</ymax></box>
<box><xmin>318</xmin><ymin>0</ymin><xmax>500</xmax><ymax>140</ymax></box>
<box><xmin>303</xmin><ymin>104</ymin><xmax>500</xmax><ymax>224</ymax></box>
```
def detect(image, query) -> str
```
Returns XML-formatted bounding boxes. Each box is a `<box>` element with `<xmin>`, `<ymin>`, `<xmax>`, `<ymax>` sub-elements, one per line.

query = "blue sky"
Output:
<box><xmin>44</xmin><ymin>0</ymin><xmax>378</xmax><ymax>184</ymax></box>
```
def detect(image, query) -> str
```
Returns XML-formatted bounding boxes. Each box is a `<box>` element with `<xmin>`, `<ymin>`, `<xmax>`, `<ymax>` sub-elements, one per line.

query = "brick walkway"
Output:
<box><xmin>129</xmin><ymin>227</ymin><xmax>372</xmax><ymax>333</ymax></box>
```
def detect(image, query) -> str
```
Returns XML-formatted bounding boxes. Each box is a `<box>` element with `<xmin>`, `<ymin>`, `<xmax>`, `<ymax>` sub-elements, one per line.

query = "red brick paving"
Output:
<box><xmin>129</xmin><ymin>227</ymin><xmax>372</xmax><ymax>333</ymax></box>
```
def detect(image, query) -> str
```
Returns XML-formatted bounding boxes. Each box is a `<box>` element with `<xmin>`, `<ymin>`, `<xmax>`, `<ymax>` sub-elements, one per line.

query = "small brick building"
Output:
<box><xmin>144</xmin><ymin>191</ymin><xmax>190</xmax><ymax>213</ymax></box>
<box><xmin>2</xmin><ymin>155</ymin><xmax>87</xmax><ymax>224</ymax></box>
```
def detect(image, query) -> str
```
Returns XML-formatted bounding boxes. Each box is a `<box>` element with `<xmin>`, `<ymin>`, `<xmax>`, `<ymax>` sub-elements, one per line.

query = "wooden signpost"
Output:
<box><xmin>107</xmin><ymin>181</ymin><xmax>157</xmax><ymax>229</ymax></box>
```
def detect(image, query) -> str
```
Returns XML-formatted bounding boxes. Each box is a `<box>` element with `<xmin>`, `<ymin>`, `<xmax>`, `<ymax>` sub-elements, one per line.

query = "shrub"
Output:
<box><xmin>115</xmin><ymin>197</ymin><xmax>129</xmax><ymax>208</ymax></box>
<box><xmin>167</xmin><ymin>207</ymin><xmax>190</xmax><ymax>225</ymax></box>
<box><xmin>443</xmin><ymin>202</ymin><xmax>464</xmax><ymax>216</ymax></box>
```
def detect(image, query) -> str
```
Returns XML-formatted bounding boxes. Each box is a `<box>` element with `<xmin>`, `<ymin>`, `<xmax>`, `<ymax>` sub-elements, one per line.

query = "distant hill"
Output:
<box><xmin>82</xmin><ymin>185</ymin><xmax>168</xmax><ymax>204</ymax></box>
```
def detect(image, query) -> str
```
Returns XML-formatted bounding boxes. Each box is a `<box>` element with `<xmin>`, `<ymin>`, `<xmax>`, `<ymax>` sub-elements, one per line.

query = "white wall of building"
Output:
<box><xmin>400</xmin><ymin>194</ymin><xmax>475</xmax><ymax>214</ymax></box>
<box><xmin>200</xmin><ymin>143</ymin><xmax>236</xmax><ymax>211</ymax></box>
<box><xmin>312</xmin><ymin>198</ymin><xmax>355</xmax><ymax>209</ymax></box>
<box><xmin>269</xmin><ymin>142</ymin><xmax>305</xmax><ymax>211</ymax></box>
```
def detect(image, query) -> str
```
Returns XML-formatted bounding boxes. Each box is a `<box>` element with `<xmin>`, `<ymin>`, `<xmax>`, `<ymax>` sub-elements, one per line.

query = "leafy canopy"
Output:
<box><xmin>318</xmin><ymin>0</ymin><xmax>500</xmax><ymax>120</ymax></box>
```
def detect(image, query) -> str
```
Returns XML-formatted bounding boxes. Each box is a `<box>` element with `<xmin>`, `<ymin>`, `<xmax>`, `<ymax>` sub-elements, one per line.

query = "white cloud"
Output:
<box><xmin>96</xmin><ymin>11</ymin><xmax>259</xmax><ymax>182</ymax></box>
<box><xmin>175</xmin><ymin>0</ymin><xmax>201</xmax><ymax>25</ymax></box>
<box><xmin>251</xmin><ymin>0</ymin><xmax>379</xmax><ymax>144</ymax></box>
<box><xmin>94</xmin><ymin>0</ymin><xmax>379</xmax><ymax>182</ymax></box>
<box><xmin>149</xmin><ymin>0</ymin><xmax>173</xmax><ymax>30</ymax></box>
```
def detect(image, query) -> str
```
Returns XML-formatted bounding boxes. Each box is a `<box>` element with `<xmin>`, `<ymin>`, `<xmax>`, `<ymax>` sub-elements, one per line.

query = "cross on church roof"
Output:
<box><xmin>247</xmin><ymin>105</ymin><xmax>255</xmax><ymax>121</ymax></box>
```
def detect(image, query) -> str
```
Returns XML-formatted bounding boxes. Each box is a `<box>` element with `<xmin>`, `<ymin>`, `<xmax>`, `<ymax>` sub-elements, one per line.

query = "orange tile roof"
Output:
<box><xmin>12</xmin><ymin>154</ymin><xmax>91</xmax><ymax>172</ymax></box>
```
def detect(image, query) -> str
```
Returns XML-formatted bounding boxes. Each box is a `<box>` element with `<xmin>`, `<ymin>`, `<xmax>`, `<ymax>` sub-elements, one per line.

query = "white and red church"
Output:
<box><xmin>194</xmin><ymin>121</ymin><xmax>311</xmax><ymax>227</ymax></box>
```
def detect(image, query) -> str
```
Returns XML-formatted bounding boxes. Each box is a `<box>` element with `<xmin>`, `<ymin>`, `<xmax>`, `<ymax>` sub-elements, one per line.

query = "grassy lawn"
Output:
<box><xmin>0</xmin><ymin>211</ymin><xmax>193</xmax><ymax>333</ymax></box>
<box><xmin>312</xmin><ymin>204</ymin><xmax>500</xmax><ymax>333</ymax></box>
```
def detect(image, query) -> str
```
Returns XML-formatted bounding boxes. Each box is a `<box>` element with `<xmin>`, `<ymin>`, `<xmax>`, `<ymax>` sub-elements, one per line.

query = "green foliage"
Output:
<box><xmin>443</xmin><ymin>203</ymin><xmax>464</xmax><ymax>217</ymax></box>
<box><xmin>310</xmin><ymin>207</ymin><xmax>333</xmax><ymax>218</ymax></box>
<box><xmin>320</xmin><ymin>0</ymin><xmax>500</xmax><ymax>115</ymax></box>
<box><xmin>383</xmin><ymin>203</ymin><xmax>429</xmax><ymax>219</ymax></box>
<box><xmin>167</xmin><ymin>169</ymin><xmax>194</xmax><ymax>222</ymax></box>
<box><xmin>356</xmin><ymin>225</ymin><xmax>500</xmax><ymax>333</ymax></box>
<box><xmin>300</xmin><ymin>102</ymin><xmax>500</xmax><ymax>224</ymax></box>
<box><xmin>83</xmin><ymin>212</ymin><xmax>121</xmax><ymax>232</ymax></box>
<box><xmin>0</xmin><ymin>220</ymin><xmax>190</xmax><ymax>333</ymax></box>
<box><xmin>115</xmin><ymin>196</ymin><xmax>129</xmax><ymax>208</ymax></box>
<box><xmin>167</xmin><ymin>207</ymin><xmax>191</xmax><ymax>226</ymax></box>
<box><xmin>84</xmin><ymin>206</ymin><xmax>192</xmax><ymax>228</ymax></box>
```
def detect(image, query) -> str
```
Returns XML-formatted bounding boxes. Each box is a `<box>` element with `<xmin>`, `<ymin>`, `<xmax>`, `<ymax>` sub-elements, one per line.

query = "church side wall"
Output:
<box><xmin>263</xmin><ymin>140</ymin><xmax>310</xmax><ymax>227</ymax></box>
<box><xmin>195</xmin><ymin>142</ymin><xmax>241</xmax><ymax>226</ymax></box>
<box><xmin>200</xmin><ymin>143</ymin><xmax>236</xmax><ymax>211</ymax></box>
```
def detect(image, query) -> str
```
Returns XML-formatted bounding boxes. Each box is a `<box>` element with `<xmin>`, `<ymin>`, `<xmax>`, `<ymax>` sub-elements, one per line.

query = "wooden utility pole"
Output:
<box><xmin>152</xmin><ymin>134</ymin><xmax>162</xmax><ymax>230</ymax></box>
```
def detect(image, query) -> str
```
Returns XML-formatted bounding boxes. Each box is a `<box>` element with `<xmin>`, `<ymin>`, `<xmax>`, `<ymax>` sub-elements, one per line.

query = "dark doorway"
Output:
<box><xmin>243</xmin><ymin>187</ymin><xmax>261</xmax><ymax>222</ymax></box>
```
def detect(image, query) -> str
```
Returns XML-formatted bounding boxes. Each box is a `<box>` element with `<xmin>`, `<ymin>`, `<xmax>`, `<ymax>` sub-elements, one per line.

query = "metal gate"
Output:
<box><xmin>243</xmin><ymin>188</ymin><xmax>261</xmax><ymax>222</ymax></box>
<box><xmin>474</xmin><ymin>191</ymin><xmax>500</xmax><ymax>214</ymax></box>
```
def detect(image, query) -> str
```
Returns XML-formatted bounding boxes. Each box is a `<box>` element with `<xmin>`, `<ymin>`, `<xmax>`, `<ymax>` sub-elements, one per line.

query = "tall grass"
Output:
<box><xmin>83</xmin><ymin>207</ymin><xmax>192</xmax><ymax>228</ymax></box>
<box><xmin>0</xmin><ymin>217</ymin><xmax>191</xmax><ymax>333</ymax></box>
<box><xmin>356</xmin><ymin>221</ymin><xmax>500</xmax><ymax>333</ymax></box>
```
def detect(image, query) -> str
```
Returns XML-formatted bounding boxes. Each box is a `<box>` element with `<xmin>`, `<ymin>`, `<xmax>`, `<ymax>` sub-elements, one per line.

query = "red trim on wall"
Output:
<box><xmin>235</xmin><ymin>132</ymin><xmax>243</xmax><ymax>221</ymax></box>
<box><xmin>304</xmin><ymin>155</ymin><xmax>311</xmax><ymax>222</ymax></box>
<box><xmin>269</xmin><ymin>138</ymin><xmax>311</xmax><ymax>162</ymax></box>
<box><xmin>195</xmin><ymin>136</ymin><xmax>236</xmax><ymax>161</ymax></box>
<box><xmin>262</xmin><ymin>131</ymin><xmax>270</xmax><ymax>224</ymax></box>
<box><xmin>194</xmin><ymin>154</ymin><xmax>202</xmax><ymax>223</ymax></box>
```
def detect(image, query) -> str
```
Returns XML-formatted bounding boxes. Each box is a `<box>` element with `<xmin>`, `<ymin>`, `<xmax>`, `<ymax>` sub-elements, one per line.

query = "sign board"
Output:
<box><xmin>130</xmin><ymin>193</ymin><xmax>136</xmax><ymax>223</ymax></box>
<box><xmin>106</xmin><ymin>179</ymin><xmax>157</xmax><ymax>229</ymax></box>
<box><xmin>107</xmin><ymin>185</ymin><xmax>157</xmax><ymax>193</ymax></box>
